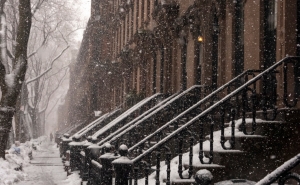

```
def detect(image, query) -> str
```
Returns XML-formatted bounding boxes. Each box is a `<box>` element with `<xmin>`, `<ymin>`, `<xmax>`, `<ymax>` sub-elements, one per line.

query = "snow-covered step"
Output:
<box><xmin>171</xmin><ymin>178</ymin><xmax>195</xmax><ymax>185</ymax></box>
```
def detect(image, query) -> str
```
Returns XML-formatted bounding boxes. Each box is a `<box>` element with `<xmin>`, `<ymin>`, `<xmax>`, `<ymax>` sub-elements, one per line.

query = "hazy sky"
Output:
<box><xmin>76</xmin><ymin>0</ymin><xmax>91</xmax><ymax>41</ymax></box>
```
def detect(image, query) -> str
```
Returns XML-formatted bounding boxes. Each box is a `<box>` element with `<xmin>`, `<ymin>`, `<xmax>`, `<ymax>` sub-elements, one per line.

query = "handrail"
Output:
<box><xmin>132</xmin><ymin>56</ymin><xmax>300</xmax><ymax>163</ymax></box>
<box><xmin>57</xmin><ymin>124</ymin><xmax>75</xmax><ymax>135</ymax></box>
<box><xmin>128</xmin><ymin>69</ymin><xmax>261</xmax><ymax>153</ymax></box>
<box><xmin>92</xmin><ymin>93</ymin><xmax>163</xmax><ymax>139</ymax></box>
<box><xmin>97</xmin><ymin>92</ymin><xmax>180</xmax><ymax>146</ymax></box>
<box><xmin>256</xmin><ymin>154</ymin><xmax>300</xmax><ymax>185</ymax></box>
<box><xmin>73</xmin><ymin>93</ymin><xmax>156</xmax><ymax>139</ymax></box>
<box><xmin>72</xmin><ymin>113</ymin><xmax>109</xmax><ymax>138</ymax></box>
<box><xmin>106</xmin><ymin>85</ymin><xmax>204</xmax><ymax>144</ymax></box>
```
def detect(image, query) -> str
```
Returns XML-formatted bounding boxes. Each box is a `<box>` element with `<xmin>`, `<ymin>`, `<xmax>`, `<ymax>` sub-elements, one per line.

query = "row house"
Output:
<box><xmin>58</xmin><ymin>0</ymin><xmax>300</xmax><ymax>184</ymax></box>
<box><xmin>89</xmin><ymin>0</ymin><xmax>299</xmax><ymax>112</ymax></box>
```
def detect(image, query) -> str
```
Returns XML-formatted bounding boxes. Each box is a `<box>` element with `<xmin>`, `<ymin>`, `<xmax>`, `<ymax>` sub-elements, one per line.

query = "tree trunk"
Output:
<box><xmin>0</xmin><ymin>108</ymin><xmax>15</xmax><ymax>158</ymax></box>
<box><xmin>0</xmin><ymin>0</ymin><xmax>32</xmax><ymax>159</ymax></box>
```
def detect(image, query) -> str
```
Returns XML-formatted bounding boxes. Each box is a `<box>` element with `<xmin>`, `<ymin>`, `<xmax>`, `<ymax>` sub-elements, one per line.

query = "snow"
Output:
<box><xmin>92</xmin><ymin>93</ymin><xmax>162</xmax><ymax>139</ymax></box>
<box><xmin>5</xmin><ymin>74</ymin><xmax>15</xmax><ymax>87</ymax></box>
<box><xmin>94</xmin><ymin>110</ymin><xmax>102</xmax><ymax>117</ymax></box>
<box><xmin>108</xmin><ymin>86</ymin><xmax>201</xmax><ymax>145</ymax></box>
<box><xmin>0</xmin><ymin>138</ymin><xmax>39</xmax><ymax>185</ymax></box>
<box><xmin>112</xmin><ymin>156</ymin><xmax>133</xmax><ymax>164</ymax></box>
<box><xmin>60</xmin><ymin>171</ymin><xmax>81</xmax><ymax>185</ymax></box>
<box><xmin>119</xmin><ymin>144</ymin><xmax>128</xmax><ymax>151</ymax></box>
<box><xmin>195</xmin><ymin>169</ymin><xmax>213</xmax><ymax>181</ymax></box>
<box><xmin>7</xmin><ymin>136</ymin><xmax>84</xmax><ymax>185</ymax></box>
<box><xmin>0</xmin><ymin>158</ymin><xmax>26</xmax><ymax>185</ymax></box>
<box><xmin>131</xmin><ymin>118</ymin><xmax>274</xmax><ymax>184</ymax></box>
<box><xmin>255</xmin><ymin>154</ymin><xmax>300</xmax><ymax>185</ymax></box>
<box><xmin>72</xmin><ymin>112</ymin><xmax>109</xmax><ymax>139</ymax></box>
<box><xmin>98</xmin><ymin>92</ymin><xmax>179</xmax><ymax>146</ymax></box>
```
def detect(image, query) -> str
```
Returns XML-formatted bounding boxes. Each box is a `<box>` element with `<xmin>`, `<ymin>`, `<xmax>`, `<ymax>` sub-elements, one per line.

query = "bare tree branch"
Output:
<box><xmin>42</xmin><ymin>68</ymin><xmax>68</xmax><ymax>115</ymax></box>
<box><xmin>26</xmin><ymin>45</ymin><xmax>69</xmax><ymax>85</ymax></box>
<box><xmin>31</xmin><ymin>0</ymin><xmax>46</xmax><ymax>16</ymax></box>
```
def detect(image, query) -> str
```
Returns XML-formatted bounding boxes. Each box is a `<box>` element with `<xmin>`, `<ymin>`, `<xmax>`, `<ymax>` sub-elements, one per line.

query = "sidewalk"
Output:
<box><xmin>16</xmin><ymin>141</ymin><xmax>69</xmax><ymax>185</ymax></box>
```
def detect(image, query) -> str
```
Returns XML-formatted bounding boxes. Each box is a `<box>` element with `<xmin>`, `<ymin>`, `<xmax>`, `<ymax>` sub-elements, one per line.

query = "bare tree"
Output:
<box><xmin>6</xmin><ymin>0</ymin><xmax>82</xmax><ymax>140</ymax></box>
<box><xmin>0</xmin><ymin>0</ymin><xmax>32</xmax><ymax>159</ymax></box>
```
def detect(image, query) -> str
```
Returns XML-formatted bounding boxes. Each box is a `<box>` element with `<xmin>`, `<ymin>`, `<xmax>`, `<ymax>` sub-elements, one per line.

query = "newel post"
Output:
<box><xmin>99</xmin><ymin>143</ymin><xmax>119</xmax><ymax>185</ymax></box>
<box><xmin>194</xmin><ymin>169</ymin><xmax>213</xmax><ymax>185</ymax></box>
<box><xmin>112</xmin><ymin>145</ymin><xmax>133</xmax><ymax>185</ymax></box>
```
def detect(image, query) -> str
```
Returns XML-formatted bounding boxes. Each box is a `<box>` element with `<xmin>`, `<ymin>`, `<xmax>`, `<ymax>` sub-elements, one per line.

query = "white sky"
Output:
<box><xmin>75</xmin><ymin>0</ymin><xmax>91</xmax><ymax>41</ymax></box>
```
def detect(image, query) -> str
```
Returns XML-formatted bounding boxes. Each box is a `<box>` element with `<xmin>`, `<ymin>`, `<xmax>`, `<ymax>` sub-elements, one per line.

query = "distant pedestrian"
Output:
<box><xmin>50</xmin><ymin>133</ymin><xmax>53</xmax><ymax>142</ymax></box>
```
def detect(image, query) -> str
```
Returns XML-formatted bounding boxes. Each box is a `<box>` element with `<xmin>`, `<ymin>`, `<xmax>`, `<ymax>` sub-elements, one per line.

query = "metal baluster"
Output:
<box><xmin>199</xmin><ymin>120</ymin><xmax>205</xmax><ymax>164</ymax></box>
<box><xmin>247</xmin><ymin>91</ymin><xmax>257</xmax><ymax>135</ymax></box>
<box><xmin>209</xmin><ymin>117</ymin><xmax>214</xmax><ymax>163</ymax></box>
<box><xmin>178</xmin><ymin>134</ymin><xmax>184</xmax><ymax>178</ymax></box>
<box><xmin>145</xmin><ymin>155</ymin><xmax>151</xmax><ymax>185</ymax></box>
<box><xmin>145</xmin><ymin>162</ymin><xmax>149</xmax><ymax>185</ymax></box>
<box><xmin>129</xmin><ymin>169</ymin><xmax>133</xmax><ymax>185</ymax></box>
<box><xmin>199</xmin><ymin>117</ymin><xmax>213</xmax><ymax>164</ymax></box>
<box><xmin>114</xmin><ymin>139</ymin><xmax>119</xmax><ymax>156</ymax></box>
<box><xmin>240</xmin><ymin>87</ymin><xmax>247</xmax><ymax>133</ymax></box>
<box><xmin>188</xmin><ymin>136</ymin><xmax>194</xmax><ymax>178</ymax></box>
<box><xmin>220</xmin><ymin>106</ymin><xmax>228</xmax><ymax>149</ymax></box>
<box><xmin>156</xmin><ymin>151</ymin><xmax>161</xmax><ymax>185</ymax></box>
<box><xmin>221</xmin><ymin>108</ymin><xmax>235</xmax><ymax>150</ymax></box>
<box><xmin>134</xmin><ymin>167</ymin><xmax>139</xmax><ymax>185</ymax></box>
<box><xmin>166</xmin><ymin>152</ymin><xmax>171</xmax><ymax>185</ymax></box>
<box><xmin>230</xmin><ymin>109</ymin><xmax>236</xmax><ymax>148</ymax></box>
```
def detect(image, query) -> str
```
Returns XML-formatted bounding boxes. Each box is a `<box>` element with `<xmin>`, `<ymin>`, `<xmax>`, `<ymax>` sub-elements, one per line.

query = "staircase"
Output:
<box><xmin>108</xmin><ymin>56</ymin><xmax>300</xmax><ymax>185</ymax></box>
<box><xmin>68</xmin><ymin>93</ymin><xmax>166</xmax><ymax>172</ymax></box>
<box><xmin>62</xmin><ymin>56</ymin><xmax>300</xmax><ymax>185</ymax></box>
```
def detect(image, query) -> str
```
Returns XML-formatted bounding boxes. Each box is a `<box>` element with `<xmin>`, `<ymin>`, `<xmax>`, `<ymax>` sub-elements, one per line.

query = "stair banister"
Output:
<box><xmin>128</xmin><ymin>69</ymin><xmax>261</xmax><ymax>154</ymax></box>
<box><xmin>97</xmin><ymin>92</ymin><xmax>179</xmax><ymax>146</ymax></box>
<box><xmin>106</xmin><ymin>85</ymin><xmax>203</xmax><ymax>145</ymax></box>
<box><xmin>256</xmin><ymin>154</ymin><xmax>300</xmax><ymax>185</ymax></box>
<box><xmin>131</xmin><ymin>56</ymin><xmax>300</xmax><ymax>164</ymax></box>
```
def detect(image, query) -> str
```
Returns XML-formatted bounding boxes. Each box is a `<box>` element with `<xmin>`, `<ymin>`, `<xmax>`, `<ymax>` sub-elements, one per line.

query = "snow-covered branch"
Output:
<box><xmin>25</xmin><ymin>45</ymin><xmax>70</xmax><ymax>85</ymax></box>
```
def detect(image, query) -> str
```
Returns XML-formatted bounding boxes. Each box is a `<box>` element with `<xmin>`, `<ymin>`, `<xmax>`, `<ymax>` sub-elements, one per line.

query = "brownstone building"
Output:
<box><xmin>62</xmin><ymin>0</ymin><xmax>300</xmax><ymax>128</ymax></box>
<box><xmin>59</xmin><ymin>0</ymin><xmax>300</xmax><ymax>130</ymax></box>
<box><xmin>57</xmin><ymin>0</ymin><xmax>300</xmax><ymax>183</ymax></box>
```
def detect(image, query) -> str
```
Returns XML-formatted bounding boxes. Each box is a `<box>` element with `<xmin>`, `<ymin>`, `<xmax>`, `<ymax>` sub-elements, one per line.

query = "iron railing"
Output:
<box><xmin>101</xmin><ymin>85</ymin><xmax>205</xmax><ymax>151</ymax></box>
<box><xmin>256</xmin><ymin>154</ymin><xmax>300</xmax><ymax>185</ymax></box>
<box><xmin>77</xmin><ymin>93</ymin><xmax>166</xmax><ymax>179</ymax></box>
<box><xmin>88</xmin><ymin>68</ymin><xmax>262</xmax><ymax>184</ymax></box>
<box><xmin>112</xmin><ymin>56</ymin><xmax>300</xmax><ymax>185</ymax></box>
<box><xmin>83</xmin><ymin>85</ymin><xmax>204</xmax><ymax>184</ymax></box>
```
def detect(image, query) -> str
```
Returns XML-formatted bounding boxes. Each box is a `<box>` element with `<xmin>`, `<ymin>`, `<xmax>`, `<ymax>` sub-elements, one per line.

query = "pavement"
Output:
<box><xmin>16</xmin><ymin>141</ymin><xmax>69</xmax><ymax>185</ymax></box>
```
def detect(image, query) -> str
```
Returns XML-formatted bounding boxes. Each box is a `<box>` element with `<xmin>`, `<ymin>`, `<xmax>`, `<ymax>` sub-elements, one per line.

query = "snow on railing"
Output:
<box><xmin>97</xmin><ymin>92</ymin><xmax>180</xmax><ymax>146</ymax></box>
<box><xmin>92</xmin><ymin>93</ymin><xmax>162</xmax><ymax>139</ymax></box>
<box><xmin>107</xmin><ymin>85</ymin><xmax>203</xmax><ymax>145</ymax></box>
<box><xmin>131</xmin><ymin>56</ymin><xmax>300</xmax><ymax>163</ymax></box>
<box><xmin>256</xmin><ymin>154</ymin><xmax>300</xmax><ymax>185</ymax></box>
<box><xmin>73</xmin><ymin>113</ymin><xmax>109</xmax><ymax>138</ymax></box>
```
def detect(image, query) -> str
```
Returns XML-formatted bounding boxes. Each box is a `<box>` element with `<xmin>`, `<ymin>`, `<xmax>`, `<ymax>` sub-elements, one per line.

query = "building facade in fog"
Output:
<box><xmin>61</xmin><ymin>0</ymin><xmax>300</xmax><ymax>126</ymax></box>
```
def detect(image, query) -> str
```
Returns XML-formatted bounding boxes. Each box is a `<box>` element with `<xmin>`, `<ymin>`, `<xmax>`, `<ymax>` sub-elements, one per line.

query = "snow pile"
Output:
<box><xmin>0</xmin><ymin>158</ymin><xmax>26</xmax><ymax>185</ymax></box>
<box><xmin>5</xmin><ymin>141</ymin><xmax>32</xmax><ymax>168</ymax></box>
<box><xmin>0</xmin><ymin>140</ymin><xmax>34</xmax><ymax>185</ymax></box>
<box><xmin>60</xmin><ymin>171</ymin><xmax>81</xmax><ymax>185</ymax></box>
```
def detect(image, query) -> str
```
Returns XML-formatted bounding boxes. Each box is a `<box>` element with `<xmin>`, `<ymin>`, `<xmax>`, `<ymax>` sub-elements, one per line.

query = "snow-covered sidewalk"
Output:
<box><xmin>14</xmin><ymin>140</ymin><xmax>77</xmax><ymax>185</ymax></box>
